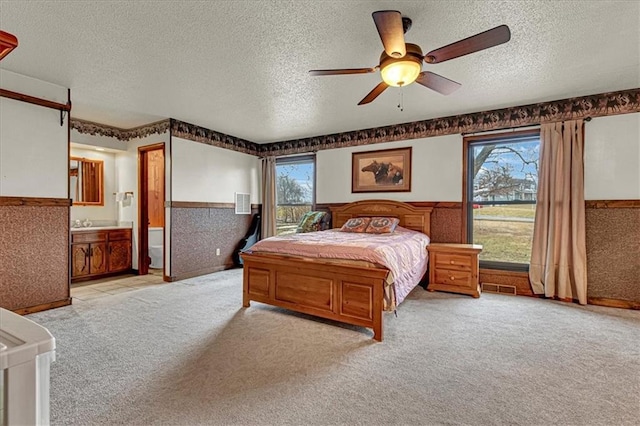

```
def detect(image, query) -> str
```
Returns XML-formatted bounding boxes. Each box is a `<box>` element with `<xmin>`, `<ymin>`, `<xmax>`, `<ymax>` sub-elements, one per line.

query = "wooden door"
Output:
<box><xmin>90</xmin><ymin>242</ymin><xmax>107</xmax><ymax>275</ymax></box>
<box><xmin>108</xmin><ymin>240</ymin><xmax>132</xmax><ymax>272</ymax></box>
<box><xmin>71</xmin><ymin>244</ymin><xmax>90</xmax><ymax>277</ymax></box>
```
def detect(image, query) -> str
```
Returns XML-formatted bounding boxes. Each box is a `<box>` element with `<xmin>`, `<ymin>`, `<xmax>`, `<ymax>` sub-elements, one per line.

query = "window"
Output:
<box><xmin>275</xmin><ymin>155</ymin><xmax>315</xmax><ymax>235</ymax></box>
<box><xmin>465</xmin><ymin>131</ymin><xmax>540</xmax><ymax>270</ymax></box>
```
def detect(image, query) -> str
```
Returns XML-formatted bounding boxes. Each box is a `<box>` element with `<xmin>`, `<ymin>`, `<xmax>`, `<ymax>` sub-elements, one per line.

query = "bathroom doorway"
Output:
<box><xmin>138</xmin><ymin>143</ymin><xmax>165</xmax><ymax>277</ymax></box>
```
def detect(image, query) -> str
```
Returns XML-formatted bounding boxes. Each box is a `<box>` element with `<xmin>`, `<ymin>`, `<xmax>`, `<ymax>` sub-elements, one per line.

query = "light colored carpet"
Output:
<box><xmin>28</xmin><ymin>269</ymin><xmax>640</xmax><ymax>425</ymax></box>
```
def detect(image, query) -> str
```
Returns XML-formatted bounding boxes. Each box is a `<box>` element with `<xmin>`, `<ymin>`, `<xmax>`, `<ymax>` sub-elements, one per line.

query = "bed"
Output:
<box><xmin>240</xmin><ymin>199</ymin><xmax>433</xmax><ymax>341</ymax></box>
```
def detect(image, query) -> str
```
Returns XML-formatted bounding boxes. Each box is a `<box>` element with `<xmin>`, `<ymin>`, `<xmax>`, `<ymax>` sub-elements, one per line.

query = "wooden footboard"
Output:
<box><xmin>241</xmin><ymin>252</ymin><xmax>390</xmax><ymax>341</ymax></box>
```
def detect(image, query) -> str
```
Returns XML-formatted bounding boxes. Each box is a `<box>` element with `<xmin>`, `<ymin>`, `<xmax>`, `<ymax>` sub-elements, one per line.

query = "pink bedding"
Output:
<box><xmin>247</xmin><ymin>227</ymin><xmax>430</xmax><ymax>308</ymax></box>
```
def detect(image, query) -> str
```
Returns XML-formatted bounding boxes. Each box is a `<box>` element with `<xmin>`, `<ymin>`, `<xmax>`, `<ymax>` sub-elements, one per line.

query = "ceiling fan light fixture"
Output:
<box><xmin>380</xmin><ymin>59</ymin><xmax>421</xmax><ymax>87</ymax></box>
<box><xmin>379</xmin><ymin>42</ymin><xmax>423</xmax><ymax>87</ymax></box>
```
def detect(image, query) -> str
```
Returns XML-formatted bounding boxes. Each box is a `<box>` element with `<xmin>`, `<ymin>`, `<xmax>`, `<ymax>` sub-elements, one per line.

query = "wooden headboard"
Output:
<box><xmin>329</xmin><ymin>200</ymin><xmax>432</xmax><ymax>235</ymax></box>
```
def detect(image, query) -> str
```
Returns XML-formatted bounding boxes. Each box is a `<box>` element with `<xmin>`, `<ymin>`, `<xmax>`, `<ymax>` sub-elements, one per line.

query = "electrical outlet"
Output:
<box><xmin>215</xmin><ymin>248</ymin><xmax>220</xmax><ymax>256</ymax></box>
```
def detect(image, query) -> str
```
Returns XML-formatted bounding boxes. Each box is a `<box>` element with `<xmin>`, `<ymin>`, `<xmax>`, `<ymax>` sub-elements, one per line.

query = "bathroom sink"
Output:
<box><xmin>71</xmin><ymin>226</ymin><xmax>131</xmax><ymax>231</ymax></box>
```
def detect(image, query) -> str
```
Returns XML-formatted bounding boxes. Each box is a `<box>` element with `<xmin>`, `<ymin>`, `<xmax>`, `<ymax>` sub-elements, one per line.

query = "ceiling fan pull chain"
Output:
<box><xmin>398</xmin><ymin>88</ymin><xmax>404</xmax><ymax>112</ymax></box>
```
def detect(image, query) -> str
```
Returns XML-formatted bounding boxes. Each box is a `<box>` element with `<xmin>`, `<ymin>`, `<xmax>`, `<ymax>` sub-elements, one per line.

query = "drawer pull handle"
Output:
<box><xmin>450</xmin><ymin>276</ymin><xmax>455</xmax><ymax>281</ymax></box>
<box><xmin>450</xmin><ymin>260</ymin><xmax>455</xmax><ymax>264</ymax></box>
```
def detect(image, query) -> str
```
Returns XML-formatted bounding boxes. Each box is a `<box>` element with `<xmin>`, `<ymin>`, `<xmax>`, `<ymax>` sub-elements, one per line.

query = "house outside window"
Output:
<box><xmin>275</xmin><ymin>155</ymin><xmax>315</xmax><ymax>235</ymax></box>
<box><xmin>465</xmin><ymin>131</ymin><xmax>540</xmax><ymax>270</ymax></box>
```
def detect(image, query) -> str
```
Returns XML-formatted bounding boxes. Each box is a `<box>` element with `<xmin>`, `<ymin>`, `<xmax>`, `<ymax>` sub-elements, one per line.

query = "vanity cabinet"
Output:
<box><xmin>71</xmin><ymin>229</ymin><xmax>132</xmax><ymax>282</ymax></box>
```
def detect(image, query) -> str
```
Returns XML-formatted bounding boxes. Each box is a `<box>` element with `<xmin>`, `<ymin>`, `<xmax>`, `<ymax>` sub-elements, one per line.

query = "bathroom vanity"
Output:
<box><xmin>71</xmin><ymin>227</ymin><xmax>132</xmax><ymax>282</ymax></box>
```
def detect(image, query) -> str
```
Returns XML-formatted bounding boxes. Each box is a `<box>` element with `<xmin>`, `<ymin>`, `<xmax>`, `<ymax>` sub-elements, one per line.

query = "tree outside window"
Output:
<box><xmin>275</xmin><ymin>156</ymin><xmax>315</xmax><ymax>235</ymax></box>
<box><xmin>467</xmin><ymin>133</ymin><xmax>540</xmax><ymax>268</ymax></box>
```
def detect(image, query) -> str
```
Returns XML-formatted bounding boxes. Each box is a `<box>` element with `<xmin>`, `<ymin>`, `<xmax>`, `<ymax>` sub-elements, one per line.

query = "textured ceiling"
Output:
<box><xmin>1</xmin><ymin>1</ymin><xmax>638</xmax><ymax>143</ymax></box>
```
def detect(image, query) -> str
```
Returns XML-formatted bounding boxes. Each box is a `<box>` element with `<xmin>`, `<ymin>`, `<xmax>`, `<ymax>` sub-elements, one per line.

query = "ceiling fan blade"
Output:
<box><xmin>309</xmin><ymin>68</ymin><xmax>376</xmax><ymax>76</ymax></box>
<box><xmin>0</xmin><ymin>30</ymin><xmax>18</xmax><ymax>61</ymax></box>
<box><xmin>372</xmin><ymin>10</ymin><xmax>406</xmax><ymax>58</ymax></box>
<box><xmin>358</xmin><ymin>82</ymin><xmax>389</xmax><ymax>105</ymax></box>
<box><xmin>415</xmin><ymin>72</ymin><xmax>461</xmax><ymax>95</ymax></box>
<box><xmin>424</xmin><ymin>25</ymin><xmax>511</xmax><ymax>64</ymax></box>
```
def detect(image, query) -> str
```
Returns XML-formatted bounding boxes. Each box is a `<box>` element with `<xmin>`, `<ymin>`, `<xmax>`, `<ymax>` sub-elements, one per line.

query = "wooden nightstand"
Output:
<box><xmin>427</xmin><ymin>243</ymin><xmax>483</xmax><ymax>298</ymax></box>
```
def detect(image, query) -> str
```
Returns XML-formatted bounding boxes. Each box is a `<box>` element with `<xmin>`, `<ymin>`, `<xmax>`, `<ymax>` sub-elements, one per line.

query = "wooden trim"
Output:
<box><xmin>585</xmin><ymin>200</ymin><xmax>640</xmax><ymax>209</ymax></box>
<box><xmin>138</xmin><ymin>143</ymin><xmax>166</xmax><ymax>276</ymax></box>
<box><xmin>0</xmin><ymin>88</ymin><xmax>71</xmax><ymax>112</ymax></box>
<box><xmin>67</xmin><ymin>88</ymin><xmax>72</xmax><ymax>299</ymax></box>
<box><xmin>0</xmin><ymin>196</ymin><xmax>71</xmax><ymax>206</ymax></box>
<box><xmin>462</xmin><ymin>129</ymin><xmax>541</xmax><ymax>243</ymax></box>
<box><xmin>588</xmin><ymin>297</ymin><xmax>640</xmax><ymax>310</ymax></box>
<box><xmin>12</xmin><ymin>298</ymin><xmax>72</xmax><ymax>315</ymax></box>
<box><xmin>462</xmin><ymin>128</ymin><xmax>541</xmax><ymax>142</ymax></box>
<box><xmin>169</xmin><ymin>201</ymin><xmax>261</xmax><ymax>209</ymax></box>
<box><xmin>461</xmin><ymin>139</ymin><xmax>470</xmax><ymax>243</ymax></box>
<box><xmin>70</xmin><ymin>156</ymin><xmax>104</xmax><ymax>206</ymax></box>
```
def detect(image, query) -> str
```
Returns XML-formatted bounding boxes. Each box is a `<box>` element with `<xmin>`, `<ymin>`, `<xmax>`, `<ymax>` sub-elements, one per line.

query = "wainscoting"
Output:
<box><xmin>0</xmin><ymin>197</ymin><xmax>71</xmax><ymax>311</ymax></box>
<box><xmin>318</xmin><ymin>199</ymin><xmax>640</xmax><ymax>307</ymax></box>
<box><xmin>586</xmin><ymin>200</ymin><xmax>640</xmax><ymax>306</ymax></box>
<box><xmin>169</xmin><ymin>202</ymin><xmax>258</xmax><ymax>281</ymax></box>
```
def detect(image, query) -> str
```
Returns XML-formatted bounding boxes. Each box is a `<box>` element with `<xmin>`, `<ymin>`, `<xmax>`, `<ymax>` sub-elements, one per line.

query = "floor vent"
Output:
<box><xmin>482</xmin><ymin>283</ymin><xmax>517</xmax><ymax>296</ymax></box>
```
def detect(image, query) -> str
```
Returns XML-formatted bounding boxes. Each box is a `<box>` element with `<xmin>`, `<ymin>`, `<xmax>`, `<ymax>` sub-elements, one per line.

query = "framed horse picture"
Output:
<box><xmin>352</xmin><ymin>147</ymin><xmax>412</xmax><ymax>193</ymax></box>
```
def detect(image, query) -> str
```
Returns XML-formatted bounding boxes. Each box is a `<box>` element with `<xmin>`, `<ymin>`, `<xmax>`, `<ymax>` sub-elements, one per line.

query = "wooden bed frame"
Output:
<box><xmin>240</xmin><ymin>200</ymin><xmax>432</xmax><ymax>341</ymax></box>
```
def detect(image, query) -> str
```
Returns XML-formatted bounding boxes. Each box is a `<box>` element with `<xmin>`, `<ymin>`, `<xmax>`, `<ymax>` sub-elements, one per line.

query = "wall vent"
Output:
<box><xmin>235</xmin><ymin>193</ymin><xmax>251</xmax><ymax>215</ymax></box>
<box><xmin>481</xmin><ymin>282</ymin><xmax>517</xmax><ymax>296</ymax></box>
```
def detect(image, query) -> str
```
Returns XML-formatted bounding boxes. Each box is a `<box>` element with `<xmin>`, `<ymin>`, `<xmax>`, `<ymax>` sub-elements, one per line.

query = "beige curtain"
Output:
<box><xmin>261</xmin><ymin>156</ymin><xmax>277</xmax><ymax>238</ymax></box>
<box><xmin>530</xmin><ymin>119</ymin><xmax>587</xmax><ymax>304</ymax></box>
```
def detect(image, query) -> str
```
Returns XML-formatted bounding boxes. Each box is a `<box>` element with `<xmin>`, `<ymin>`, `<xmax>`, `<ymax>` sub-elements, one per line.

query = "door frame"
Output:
<box><xmin>138</xmin><ymin>143</ymin><xmax>165</xmax><ymax>276</ymax></box>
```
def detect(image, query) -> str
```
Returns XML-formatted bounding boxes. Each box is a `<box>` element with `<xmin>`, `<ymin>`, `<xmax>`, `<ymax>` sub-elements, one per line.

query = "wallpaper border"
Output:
<box><xmin>170</xmin><ymin>119</ymin><xmax>260</xmax><ymax>155</ymax></box>
<box><xmin>71</xmin><ymin>88</ymin><xmax>639</xmax><ymax>156</ymax></box>
<box><xmin>71</xmin><ymin>118</ymin><xmax>170</xmax><ymax>141</ymax></box>
<box><xmin>259</xmin><ymin>88</ymin><xmax>640</xmax><ymax>156</ymax></box>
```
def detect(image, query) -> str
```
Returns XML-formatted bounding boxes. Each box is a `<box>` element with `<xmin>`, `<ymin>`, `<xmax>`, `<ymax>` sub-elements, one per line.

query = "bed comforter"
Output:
<box><xmin>246</xmin><ymin>226</ymin><xmax>430</xmax><ymax>310</ymax></box>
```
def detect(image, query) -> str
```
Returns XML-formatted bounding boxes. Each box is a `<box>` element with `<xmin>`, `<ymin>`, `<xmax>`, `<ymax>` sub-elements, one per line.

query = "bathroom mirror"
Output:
<box><xmin>70</xmin><ymin>157</ymin><xmax>104</xmax><ymax>206</ymax></box>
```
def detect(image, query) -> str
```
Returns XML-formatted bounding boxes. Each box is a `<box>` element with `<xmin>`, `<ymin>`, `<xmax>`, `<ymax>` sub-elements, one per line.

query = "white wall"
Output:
<box><xmin>115</xmin><ymin>132</ymin><xmax>171</xmax><ymax>271</ymax></box>
<box><xmin>316</xmin><ymin>134</ymin><xmax>462</xmax><ymax>203</ymax></box>
<box><xmin>585</xmin><ymin>113</ymin><xmax>640</xmax><ymax>200</ymax></box>
<box><xmin>70</xmin><ymin>147</ymin><xmax>117</xmax><ymax>222</ymax></box>
<box><xmin>0</xmin><ymin>70</ymin><xmax>68</xmax><ymax>198</ymax></box>
<box><xmin>71</xmin><ymin>128</ymin><xmax>129</xmax><ymax>151</ymax></box>
<box><xmin>171</xmin><ymin>137</ymin><xmax>260</xmax><ymax>203</ymax></box>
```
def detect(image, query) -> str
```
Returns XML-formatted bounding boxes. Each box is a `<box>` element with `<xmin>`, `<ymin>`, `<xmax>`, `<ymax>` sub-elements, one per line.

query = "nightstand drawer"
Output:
<box><xmin>434</xmin><ymin>269</ymin><xmax>472</xmax><ymax>287</ymax></box>
<box><xmin>433</xmin><ymin>252</ymin><xmax>472</xmax><ymax>271</ymax></box>
<box><xmin>427</xmin><ymin>243</ymin><xmax>482</xmax><ymax>298</ymax></box>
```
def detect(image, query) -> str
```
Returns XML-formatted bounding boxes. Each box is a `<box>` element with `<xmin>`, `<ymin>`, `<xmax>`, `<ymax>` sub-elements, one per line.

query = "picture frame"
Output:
<box><xmin>352</xmin><ymin>147</ymin><xmax>412</xmax><ymax>193</ymax></box>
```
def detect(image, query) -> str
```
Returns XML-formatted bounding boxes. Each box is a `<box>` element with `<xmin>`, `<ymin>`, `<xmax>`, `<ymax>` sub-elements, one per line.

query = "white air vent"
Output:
<box><xmin>235</xmin><ymin>192</ymin><xmax>251</xmax><ymax>214</ymax></box>
<box><xmin>481</xmin><ymin>282</ymin><xmax>517</xmax><ymax>296</ymax></box>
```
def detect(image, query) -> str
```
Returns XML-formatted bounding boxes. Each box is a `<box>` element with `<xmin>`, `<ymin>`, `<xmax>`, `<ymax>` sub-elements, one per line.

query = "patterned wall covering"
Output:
<box><xmin>586</xmin><ymin>207</ymin><xmax>640</xmax><ymax>303</ymax></box>
<box><xmin>170</xmin><ymin>207</ymin><xmax>258</xmax><ymax>280</ymax></box>
<box><xmin>170</xmin><ymin>119</ymin><xmax>260</xmax><ymax>155</ymax></box>
<box><xmin>72</xmin><ymin>88</ymin><xmax>639</xmax><ymax>156</ymax></box>
<box><xmin>258</xmin><ymin>88</ymin><xmax>640</xmax><ymax>156</ymax></box>
<box><xmin>71</xmin><ymin>118</ymin><xmax>170</xmax><ymax>141</ymax></box>
<box><xmin>0</xmin><ymin>205</ymin><xmax>69</xmax><ymax>310</ymax></box>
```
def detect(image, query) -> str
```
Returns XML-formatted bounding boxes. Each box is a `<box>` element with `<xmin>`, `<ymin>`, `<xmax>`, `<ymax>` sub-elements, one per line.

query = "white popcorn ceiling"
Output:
<box><xmin>0</xmin><ymin>1</ymin><xmax>638</xmax><ymax>143</ymax></box>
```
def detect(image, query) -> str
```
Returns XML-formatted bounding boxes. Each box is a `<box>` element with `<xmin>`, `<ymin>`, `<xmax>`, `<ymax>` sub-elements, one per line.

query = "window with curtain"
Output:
<box><xmin>465</xmin><ymin>131</ymin><xmax>540</xmax><ymax>270</ymax></box>
<box><xmin>275</xmin><ymin>155</ymin><xmax>315</xmax><ymax>235</ymax></box>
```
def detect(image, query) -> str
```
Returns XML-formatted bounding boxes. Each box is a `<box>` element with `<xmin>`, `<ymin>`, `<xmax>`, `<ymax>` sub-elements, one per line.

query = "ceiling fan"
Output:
<box><xmin>0</xmin><ymin>30</ymin><xmax>18</xmax><ymax>61</ymax></box>
<box><xmin>309</xmin><ymin>10</ymin><xmax>510</xmax><ymax>105</ymax></box>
